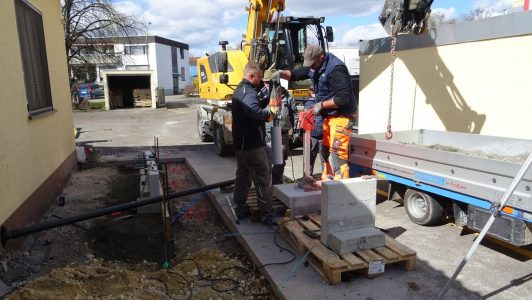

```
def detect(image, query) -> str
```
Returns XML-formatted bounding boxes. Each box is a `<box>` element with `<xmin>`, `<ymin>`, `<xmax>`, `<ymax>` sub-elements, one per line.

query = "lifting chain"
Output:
<box><xmin>385</xmin><ymin>34</ymin><xmax>397</xmax><ymax>140</ymax></box>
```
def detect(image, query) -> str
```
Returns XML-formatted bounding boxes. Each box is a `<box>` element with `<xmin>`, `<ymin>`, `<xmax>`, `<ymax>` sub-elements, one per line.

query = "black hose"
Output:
<box><xmin>1</xmin><ymin>179</ymin><xmax>235</xmax><ymax>247</ymax></box>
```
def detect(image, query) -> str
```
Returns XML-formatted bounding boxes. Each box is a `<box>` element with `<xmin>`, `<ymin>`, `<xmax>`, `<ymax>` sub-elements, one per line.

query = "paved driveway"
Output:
<box><xmin>75</xmin><ymin>95</ymin><xmax>204</xmax><ymax>148</ymax></box>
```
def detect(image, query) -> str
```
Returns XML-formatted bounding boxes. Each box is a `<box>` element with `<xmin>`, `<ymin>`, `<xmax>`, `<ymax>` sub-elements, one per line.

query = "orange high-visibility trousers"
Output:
<box><xmin>321</xmin><ymin>116</ymin><xmax>352</xmax><ymax>180</ymax></box>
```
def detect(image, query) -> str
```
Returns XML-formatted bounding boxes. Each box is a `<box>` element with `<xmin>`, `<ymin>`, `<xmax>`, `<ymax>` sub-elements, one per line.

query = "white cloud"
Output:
<box><xmin>114</xmin><ymin>1</ymin><xmax>143</xmax><ymax>17</ymax></box>
<box><xmin>114</xmin><ymin>0</ymin><xmax>387</xmax><ymax>56</ymax></box>
<box><xmin>474</xmin><ymin>0</ymin><xmax>513</xmax><ymax>11</ymax></box>
<box><xmin>284</xmin><ymin>0</ymin><xmax>382</xmax><ymax>17</ymax></box>
<box><xmin>431</xmin><ymin>7</ymin><xmax>457</xmax><ymax>20</ymax></box>
<box><xmin>339</xmin><ymin>23</ymin><xmax>387</xmax><ymax>47</ymax></box>
<box><xmin>112</xmin><ymin>0</ymin><xmax>515</xmax><ymax>57</ymax></box>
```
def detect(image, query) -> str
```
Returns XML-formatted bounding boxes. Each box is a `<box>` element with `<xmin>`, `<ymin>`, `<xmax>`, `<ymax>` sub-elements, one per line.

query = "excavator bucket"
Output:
<box><xmin>379</xmin><ymin>0</ymin><xmax>433</xmax><ymax>36</ymax></box>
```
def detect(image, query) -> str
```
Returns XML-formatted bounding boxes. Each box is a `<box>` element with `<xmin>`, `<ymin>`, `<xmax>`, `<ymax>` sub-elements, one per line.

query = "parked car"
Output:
<box><xmin>91</xmin><ymin>83</ymin><xmax>104</xmax><ymax>99</ymax></box>
<box><xmin>77</xmin><ymin>83</ymin><xmax>104</xmax><ymax>99</ymax></box>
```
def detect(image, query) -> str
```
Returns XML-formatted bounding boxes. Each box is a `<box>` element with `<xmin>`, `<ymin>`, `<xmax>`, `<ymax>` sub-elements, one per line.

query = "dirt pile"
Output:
<box><xmin>2</xmin><ymin>163</ymin><xmax>274</xmax><ymax>299</ymax></box>
<box><xmin>7</xmin><ymin>248</ymin><xmax>270</xmax><ymax>300</ymax></box>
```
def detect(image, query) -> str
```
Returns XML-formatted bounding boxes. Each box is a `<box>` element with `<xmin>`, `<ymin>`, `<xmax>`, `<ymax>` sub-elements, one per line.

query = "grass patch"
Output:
<box><xmin>90</xmin><ymin>101</ymin><xmax>105</xmax><ymax>110</ymax></box>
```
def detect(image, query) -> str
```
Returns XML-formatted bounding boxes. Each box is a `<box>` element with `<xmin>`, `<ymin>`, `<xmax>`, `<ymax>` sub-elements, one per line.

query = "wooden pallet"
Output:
<box><xmin>245</xmin><ymin>189</ymin><xmax>286</xmax><ymax>222</ymax></box>
<box><xmin>279</xmin><ymin>215</ymin><xmax>416</xmax><ymax>284</ymax></box>
<box><xmin>134</xmin><ymin>99</ymin><xmax>152</xmax><ymax>107</ymax></box>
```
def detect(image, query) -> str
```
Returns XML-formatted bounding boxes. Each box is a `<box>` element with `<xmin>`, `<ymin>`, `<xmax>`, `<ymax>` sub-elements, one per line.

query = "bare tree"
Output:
<box><xmin>62</xmin><ymin>0</ymin><xmax>143</xmax><ymax>80</ymax></box>
<box><xmin>428</xmin><ymin>8</ymin><xmax>490</xmax><ymax>30</ymax></box>
<box><xmin>428</xmin><ymin>12</ymin><xmax>457</xmax><ymax>29</ymax></box>
<box><xmin>460</xmin><ymin>8</ymin><xmax>489</xmax><ymax>22</ymax></box>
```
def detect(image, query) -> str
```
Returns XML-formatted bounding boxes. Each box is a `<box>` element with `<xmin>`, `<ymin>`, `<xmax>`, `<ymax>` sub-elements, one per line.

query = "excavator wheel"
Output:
<box><xmin>213</xmin><ymin>123</ymin><xmax>234</xmax><ymax>156</ymax></box>
<box><xmin>197</xmin><ymin>110</ymin><xmax>213</xmax><ymax>142</ymax></box>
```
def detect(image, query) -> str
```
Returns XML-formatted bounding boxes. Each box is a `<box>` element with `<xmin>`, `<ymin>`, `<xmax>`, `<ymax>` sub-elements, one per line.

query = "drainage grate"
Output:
<box><xmin>101</xmin><ymin>152</ymin><xmax>120</xmax><ymax>156</ymax></box>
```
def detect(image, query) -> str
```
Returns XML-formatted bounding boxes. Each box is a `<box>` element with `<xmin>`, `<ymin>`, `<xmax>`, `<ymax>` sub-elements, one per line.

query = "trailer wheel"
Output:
<box><xmin>197</xmin><ymin>110</ymin><xmax>212</xmax><ymax>142</ymax></box>
<box><xmin>213</xmin><ymin>123</ymin><xmax>233</xmax><ymax>156</ymax></box>
<box><xmin>404</xmin><ymin>189</ymin><xmax>444</xmax><ymax>225</ymax></box>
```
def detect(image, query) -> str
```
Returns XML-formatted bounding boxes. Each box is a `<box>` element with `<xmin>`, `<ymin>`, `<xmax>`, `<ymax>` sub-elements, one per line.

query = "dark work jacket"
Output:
<box><xmin>232</xmin><ymin>79</ymin><xmax>270</xmax><ymax>151</ymax></box>
<box><xmin>312</xmin><ymin>53</ymin><xmax>357</xmax><ymax>117</ymax></box>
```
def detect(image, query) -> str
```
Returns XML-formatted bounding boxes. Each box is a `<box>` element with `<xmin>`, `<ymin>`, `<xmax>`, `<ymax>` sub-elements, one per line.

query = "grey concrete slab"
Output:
<box><xmin>273</xmin><ymin>183</ymin><xmax>322</xmax><ymax>217</ymax></box>
<box><xmin>73</xmin><ymin>96</ymin><xmax>532</xmax><ymax>300</ymax></box>
<box><xmin>327</xmin><ymin>227</ymin><xmax>385</xmax><ymax>254</ymax></box>
<box><xmin>321</xmin><ymin>177</ymin><xmax>385</xmax><ymax>253</ymax></box>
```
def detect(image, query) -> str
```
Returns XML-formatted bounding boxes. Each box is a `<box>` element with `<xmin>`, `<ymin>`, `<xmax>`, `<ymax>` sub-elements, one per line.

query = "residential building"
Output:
<box><xmin>0</xmin><ymin>0</ymin><xmax>76</xmax><ymax>250</ymax></box>
<box><xmin>70</xmin><ymin>36</ymin><xmax>191</xmax><ymax>95</ymax></box>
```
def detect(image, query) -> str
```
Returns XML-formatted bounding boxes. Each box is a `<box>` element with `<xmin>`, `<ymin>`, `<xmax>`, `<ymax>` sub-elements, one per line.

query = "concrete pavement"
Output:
<box><xmin>74</xmin><ymin>95</ymin><xmax>532</xmax><ymax>300</ymax></box>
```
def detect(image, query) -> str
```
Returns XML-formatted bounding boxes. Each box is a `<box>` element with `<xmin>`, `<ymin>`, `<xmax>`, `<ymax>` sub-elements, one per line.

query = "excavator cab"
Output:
<box><xmin>379</xmin><ymin>0</ymin><xmax>434</xmax><ymax>36</ymax></box>
<box><xmin>259</xmin><ymin>16</ymin><xmax>332</xmax><ymax>99</ymax></box>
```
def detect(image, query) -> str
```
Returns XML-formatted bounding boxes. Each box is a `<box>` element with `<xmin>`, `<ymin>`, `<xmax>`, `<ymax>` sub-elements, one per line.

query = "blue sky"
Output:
<box><xmin>115</xmin><ymin>0</ymin><xmax>518</xmax><ymax>56</ymax></box>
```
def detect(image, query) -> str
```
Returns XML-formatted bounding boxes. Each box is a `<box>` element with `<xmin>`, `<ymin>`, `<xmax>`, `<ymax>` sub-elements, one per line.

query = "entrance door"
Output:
<box><xmin>173</xmin><ymin>76</ymin><xmax>179</xmax><ymax>94</ymax></box>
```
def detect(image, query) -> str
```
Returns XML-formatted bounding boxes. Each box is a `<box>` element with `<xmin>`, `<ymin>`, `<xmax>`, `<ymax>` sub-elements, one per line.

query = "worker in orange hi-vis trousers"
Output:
<box><xmin>302</xmin><ymin>44</ymin><xmax>357</xmax><ymax>181</ymax></box>
<box><xmin>271</xmin><ymin>45</ymin><xmax>357</xmax><ymax>182</ymax></box>
<box><xmin>321</xmin><ymin>115</ymin><xmax>354</xmax><ymax>180</ymax></box>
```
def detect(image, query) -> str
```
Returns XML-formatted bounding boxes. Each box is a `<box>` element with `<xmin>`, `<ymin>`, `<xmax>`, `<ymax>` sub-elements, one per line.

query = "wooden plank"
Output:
<box><xmin>340</xmin><ymin>253</ymin><xmax>367</xmax><ymax>269</ymax></box>
<box><xmin>322</xmin><ymin>263</ymin><xmax>342</xmax><ymax>284</ymax></box>
<box><xmin>385</xmin><ymin>235</ymin><xmax>416</xmax><ymax>257</ymax></box>
<box><xmin>357</xmin><ymin>249</ymin><xmax>383</xmax><ymax>262</ymax></box>
<box><xmin>373</xmin><ymin>246</ymin><xmax>400</xmax><ymax>262</ymax></box>
<box><xmin>401</xmin><ymin>257</ymin><xmax>417</xmax><ymax>271</ymax></box>
<box><xmin>299</xmin><ymin>219</ymin><xmax>320</xmax><ymax>232</ymax></box>
<box><xmin>309</xmin><ymin>214</ymin><xmax>321</xmax><ymax>225</ymax></box>
<box><xmin>283</xmin><ymin>221</ymin><xmax>347</xmax><ymax>269</ymax></box>
<box><xmin>305</xmin><ymin>254</ymin><xmax>339</xmax><ymax>284</ymax></box>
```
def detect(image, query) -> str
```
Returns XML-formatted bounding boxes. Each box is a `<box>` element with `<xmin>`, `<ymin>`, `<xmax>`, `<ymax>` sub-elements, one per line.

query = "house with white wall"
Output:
<box><xmin>71</xmin><ymin>36</ymin><xmax>191</xmax><ymax>95</ymax></box>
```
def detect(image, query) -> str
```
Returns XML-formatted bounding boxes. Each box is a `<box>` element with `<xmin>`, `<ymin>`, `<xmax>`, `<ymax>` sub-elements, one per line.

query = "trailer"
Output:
<box><xmin>348</xmin><ymin>129</ymin><xmax>532</xmax><ymax>246</ymax></box>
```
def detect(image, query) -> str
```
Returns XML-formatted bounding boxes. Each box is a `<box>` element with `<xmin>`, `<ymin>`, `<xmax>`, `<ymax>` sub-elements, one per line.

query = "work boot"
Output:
<box><xmin>234</xmin><ymin>205</ymin><xmax>250</xmax><ymax>219</ymax></box>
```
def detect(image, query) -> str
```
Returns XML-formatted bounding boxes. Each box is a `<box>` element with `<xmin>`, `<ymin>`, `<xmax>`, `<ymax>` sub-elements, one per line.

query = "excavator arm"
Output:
<box><xmin>244</xmin><ymin>0</ymin><xmax>286</xmax><ymax>56</ymax></box>
<box><xmin>379</xmin><ymin>0</ymin><xmax>434</xmax><ymax>36</ymax></box>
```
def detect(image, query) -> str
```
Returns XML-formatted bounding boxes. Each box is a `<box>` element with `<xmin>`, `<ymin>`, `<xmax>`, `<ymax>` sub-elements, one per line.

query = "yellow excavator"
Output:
<box><xmin>196</xmin><ymin>0</ymin><xmax>434</xmax><ymax>156</ymax></box>
<box><xmin>196</xmin><ymin>0</ymin><xmax>333</xmax><ymax>155</ymax></box>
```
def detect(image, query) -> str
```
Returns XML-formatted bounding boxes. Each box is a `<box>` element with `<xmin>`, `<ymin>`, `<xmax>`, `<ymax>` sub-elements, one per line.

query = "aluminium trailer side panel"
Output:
<box><xmin>348</xmin><ymin>130</ymin><xmax>532</xmax><ymax>216</ymax></box>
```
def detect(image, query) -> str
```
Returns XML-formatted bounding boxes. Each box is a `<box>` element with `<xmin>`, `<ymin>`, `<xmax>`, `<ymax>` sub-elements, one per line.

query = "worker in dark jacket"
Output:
<box><xmin>232</xmin><ymin>62</ymin><xmax>276</xmax><ymax>225</ymax></box>
<box><xmin>272</xmin><ymin>45</ymin><xmax>357</xmax><ymax>181</ymax></box>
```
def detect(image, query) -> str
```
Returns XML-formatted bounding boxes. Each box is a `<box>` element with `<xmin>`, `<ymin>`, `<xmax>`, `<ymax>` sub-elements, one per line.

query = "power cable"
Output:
<box><xmin>166</xmin><ymin>269</ymin><xmax>193</xmax><ymax>300</ymax></box>
<box><xmin>256</xmin><ymin>218</ymin><xmax>301</xmax><ymax>270</ymax></box>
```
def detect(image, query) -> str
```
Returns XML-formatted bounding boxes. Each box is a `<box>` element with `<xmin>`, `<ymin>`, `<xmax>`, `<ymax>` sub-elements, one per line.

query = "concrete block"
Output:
<box><xmin>137</xmin><ymin>166</ymin><xmax>162</xmax><ymax>214</ymax></box>
<box><xmin>327</xmin><ymin>227</ymin><xmax>385</xmax><ymax>254</ymax></box>
<box><xmin>321</xmin><ymin>177</ymin><xmax>384</xmax><ymax>252</ymax></box>
<box><xmin>273</xmin><ymin>183</ymin><xmax>321</xmax><ymax>217</ymax></box>
<box><xmin>139</xmin><ymin>169</ymin><xmax>149</xmax><ymax>197</ymax></box>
